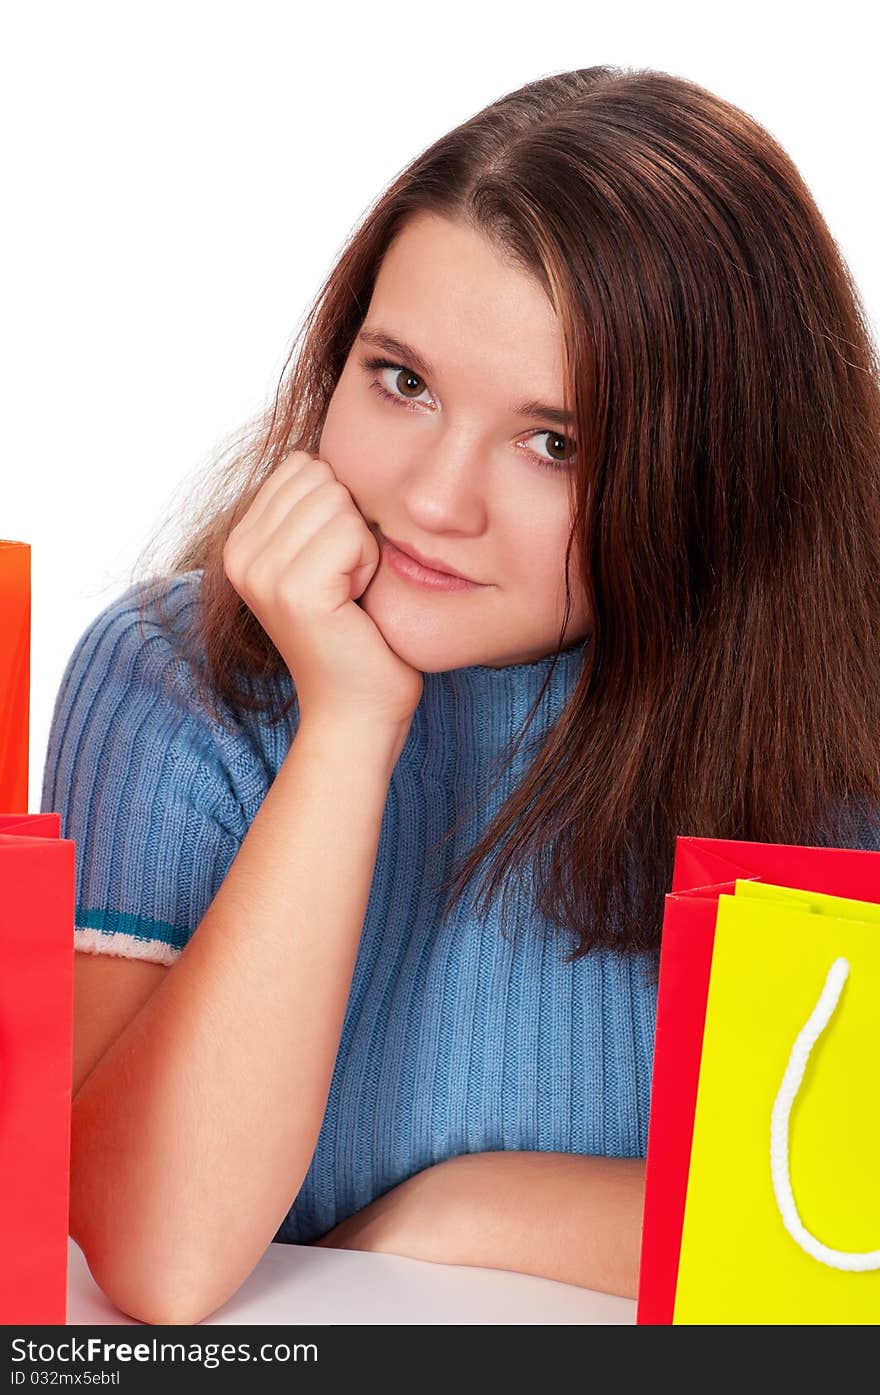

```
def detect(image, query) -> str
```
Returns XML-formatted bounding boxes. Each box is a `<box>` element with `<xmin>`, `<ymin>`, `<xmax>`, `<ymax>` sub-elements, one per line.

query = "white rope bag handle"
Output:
<box><xmin>770</xmin><ymin>956</ymin><xmax>880</xmax><ymax>1271</ymax></box>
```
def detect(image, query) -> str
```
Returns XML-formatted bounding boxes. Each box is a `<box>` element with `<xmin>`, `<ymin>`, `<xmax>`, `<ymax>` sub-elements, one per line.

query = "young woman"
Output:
<box><xmin>42</xmin><ymin>64</ymin><xmax>880</xmax><ymax>1325</ymax></box>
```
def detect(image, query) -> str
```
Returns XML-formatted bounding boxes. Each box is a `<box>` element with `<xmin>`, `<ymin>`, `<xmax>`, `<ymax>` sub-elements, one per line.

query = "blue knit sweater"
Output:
<box><xmin>41</xmin><ymin>571</ymin><xmax>659</xmax><ymax>1245</ymax></box>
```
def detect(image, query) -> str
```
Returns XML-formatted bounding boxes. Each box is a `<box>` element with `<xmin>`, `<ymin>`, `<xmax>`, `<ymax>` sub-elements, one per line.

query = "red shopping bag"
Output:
<box><xmin>0</xmin><ymin>812</ymin><xmax>75</xmax><ymax>1324</ymax></box>
<box><xmin>0</xmin><ymin>541</ymin><xmax>30</xmax><ymax>813</ymax></box>
<box><xmin>637</xmin><ymin>835</ymin><xmax>880</xmax><ymax>1324</ymax></box>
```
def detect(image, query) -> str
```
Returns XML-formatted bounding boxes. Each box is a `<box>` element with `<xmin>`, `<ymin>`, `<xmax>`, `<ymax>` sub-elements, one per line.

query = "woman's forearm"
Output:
<box><xmin>436</xmin><ymin>1151</ymin><xmax>646</xmax><ymax>1297</ymax></box>
<box><xmin>318</xmin><ymin>1151</ymin><xmax>646</xmax><ymax>1299</ymax></box>
<box><xmin>69</xmin><ymin>717</ymin><xmax>405</xmax><ymax>1327</ymax></box>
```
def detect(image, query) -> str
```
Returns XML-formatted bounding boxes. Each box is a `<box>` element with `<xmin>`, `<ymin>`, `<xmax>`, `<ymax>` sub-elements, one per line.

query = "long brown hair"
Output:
<box><xmin>129</xmin><ymin>64</ymin><xmax>880</xmax><ymax>962</ymax></box>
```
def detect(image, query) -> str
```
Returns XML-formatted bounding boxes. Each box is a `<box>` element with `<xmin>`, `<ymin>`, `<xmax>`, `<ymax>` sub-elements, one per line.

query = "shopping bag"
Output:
<box><xmin>0</xmin><ymin>812</ymin><xmax>75</xmax><ymax>1324</ymax></box>
<box><xmin>638</xmin><ymin>836</ymin><xmax>880</xmax><ymax>1325</ymax></box>
<box><xmin>0</xmin><ymin>541</ymin><xmax>30</xmax><ymax>812</ymax></box>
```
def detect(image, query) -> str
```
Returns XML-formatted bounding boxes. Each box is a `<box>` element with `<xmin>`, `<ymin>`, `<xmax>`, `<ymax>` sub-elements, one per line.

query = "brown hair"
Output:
<box><xmin>129</xmin><ymin>64</ymin><xmax>880</xmax><ymax>963</ymax></box>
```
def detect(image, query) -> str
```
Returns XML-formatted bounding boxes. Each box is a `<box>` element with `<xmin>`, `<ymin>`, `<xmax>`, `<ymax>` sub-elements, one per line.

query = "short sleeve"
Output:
<box><xmin>39</xmin><ymin>572</ymin><xmax>250</xmax><ymax>965</ymax></box>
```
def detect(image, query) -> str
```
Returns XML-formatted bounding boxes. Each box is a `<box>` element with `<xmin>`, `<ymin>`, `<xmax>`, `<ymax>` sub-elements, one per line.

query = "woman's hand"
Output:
<box><xmin>223</xmin><ymin>449</ymin><xmax>424</xmax><ymax>740</ymax></box>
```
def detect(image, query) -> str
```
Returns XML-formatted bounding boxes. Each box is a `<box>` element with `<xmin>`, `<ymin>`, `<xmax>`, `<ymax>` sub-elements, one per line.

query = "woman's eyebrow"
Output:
<box><xmin>356</xmin><ymin>326</ymin><xmax>576</xmax><ymax>428</ymax></box>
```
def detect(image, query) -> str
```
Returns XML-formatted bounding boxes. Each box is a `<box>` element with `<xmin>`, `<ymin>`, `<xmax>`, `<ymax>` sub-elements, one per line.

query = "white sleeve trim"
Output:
<box><xmin>74</xmin><ymin>925</ymin><xmax>182</xmax><ymax>966</ymax></box>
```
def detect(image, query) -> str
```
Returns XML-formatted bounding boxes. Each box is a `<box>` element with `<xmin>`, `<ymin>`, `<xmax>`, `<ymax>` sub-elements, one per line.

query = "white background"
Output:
<box><xmin>3</xmin><ymin>0</ymin><xmax>877</xmax><ymax>811</ymax></box>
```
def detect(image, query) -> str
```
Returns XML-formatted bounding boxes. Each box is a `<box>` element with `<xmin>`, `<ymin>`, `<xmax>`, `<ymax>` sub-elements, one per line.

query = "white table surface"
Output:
<box><xmin>66</xmin><ymin>1236</ymin><xmax>636</xmax><ymax>1325</ymax></box>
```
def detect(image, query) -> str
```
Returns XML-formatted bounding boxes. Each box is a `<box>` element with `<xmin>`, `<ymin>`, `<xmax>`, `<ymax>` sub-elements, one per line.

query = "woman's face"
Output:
<box><xmin>318</xmin><ymin>211</ymin><xmax>591</xmax><ymax>672</ymax></box>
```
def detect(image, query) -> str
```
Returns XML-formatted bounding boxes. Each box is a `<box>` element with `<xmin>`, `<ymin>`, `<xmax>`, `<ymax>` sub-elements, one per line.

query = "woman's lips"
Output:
<box><xmin>380</xmin><ymin>536</ymin><xmax>485</xmax><ymax>593</ymax></box>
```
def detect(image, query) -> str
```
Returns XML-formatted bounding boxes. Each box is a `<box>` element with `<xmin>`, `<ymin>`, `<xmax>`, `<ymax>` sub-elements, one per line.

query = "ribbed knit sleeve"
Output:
<box><xmin>39</xmin><ymin>573</ymin><xmax>250</xmax><ymax>965</ymax></box>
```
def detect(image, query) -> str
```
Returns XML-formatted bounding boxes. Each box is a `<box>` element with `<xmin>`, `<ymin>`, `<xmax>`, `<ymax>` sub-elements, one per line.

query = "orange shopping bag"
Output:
<box><xmin>0</xmin><ymin>540</ymin><xmax>30</xmax><ymax>814</ymax></box>
<box><xmin>0</xmin><ymin>813</ymin><xmax>75</xmax><ymax>1324</ymax></box>
<box><xmin>1</xmin><ymin>543</ymin><xmax>76</xmax><ymax>1323</ymax></box>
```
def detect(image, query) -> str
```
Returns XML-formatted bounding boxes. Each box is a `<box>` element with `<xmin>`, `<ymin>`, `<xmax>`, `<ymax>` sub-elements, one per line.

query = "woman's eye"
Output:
<box><xmin>526</xmin><ymin>430</ymin><xmax>578</xmax><ymax>468</ymax></box>
<box><xmin>369</xmin><ymin>360</ymin><xmax>431</xmax><ymax>405</ymax></box>
<box><xmin>361</xmin><ymin>355</ymin><xmax>576</xmax><ymax>472</ymax></box>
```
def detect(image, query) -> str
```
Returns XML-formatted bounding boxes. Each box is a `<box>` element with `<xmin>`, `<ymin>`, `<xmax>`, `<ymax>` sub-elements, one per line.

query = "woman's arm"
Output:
<box><xmin>315</xmin><ymin>1151</ymin><xmax>646</xmax><ymax>1300</ymax></box>
<box><xmin>70</xmin><ymin>717</ymin><xmax>406</xmax><ymax>1327</ymax></box>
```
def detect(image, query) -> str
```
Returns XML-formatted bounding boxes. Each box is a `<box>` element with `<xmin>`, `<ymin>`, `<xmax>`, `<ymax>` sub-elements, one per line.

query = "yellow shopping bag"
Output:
<box><xmin>673</xmin><ymin>881</ymin><xmax>880</xmax><ymax>1323</ymax></box>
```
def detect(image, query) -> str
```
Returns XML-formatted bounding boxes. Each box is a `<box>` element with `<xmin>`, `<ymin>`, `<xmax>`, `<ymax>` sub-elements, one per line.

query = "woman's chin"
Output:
<box><xmin>357</xmin><ymin>584</ymin><xmax>483</xmax><ymax>674</ymax></box>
